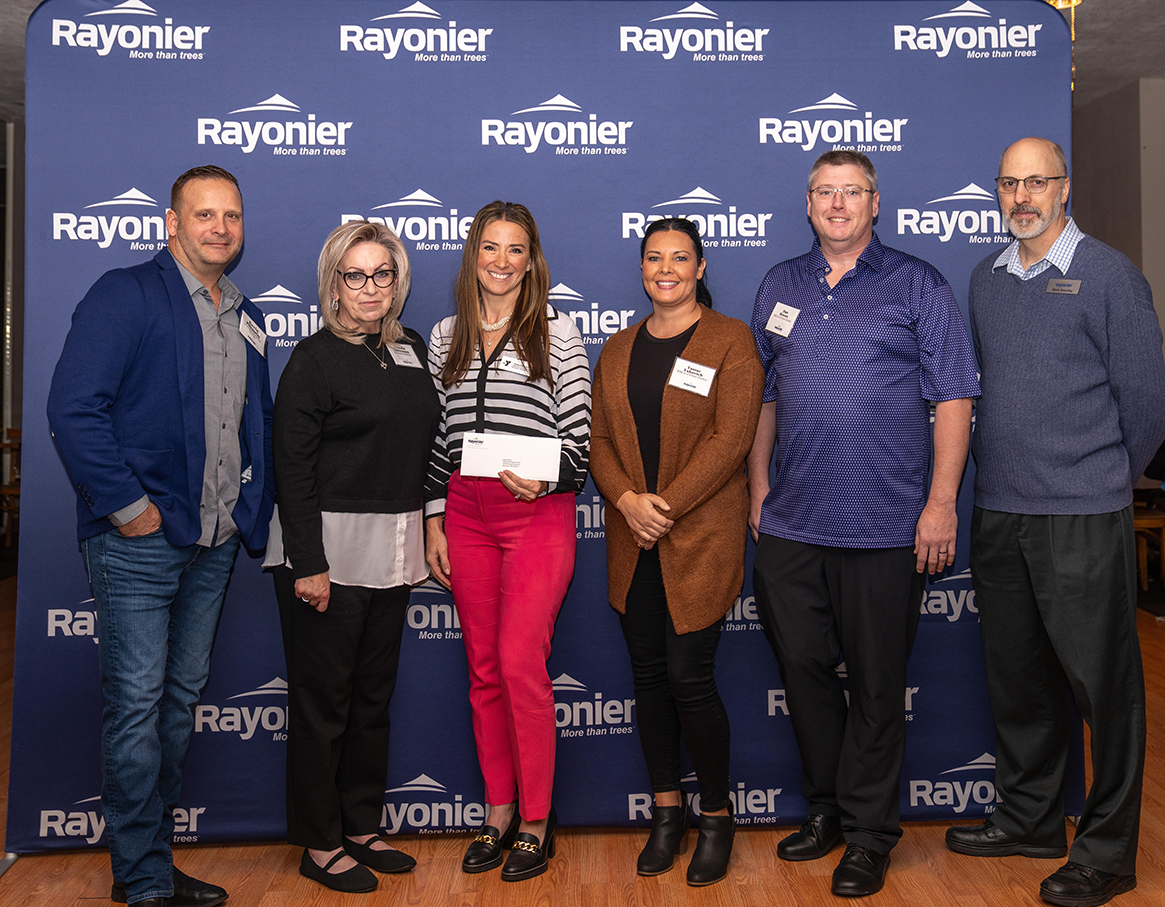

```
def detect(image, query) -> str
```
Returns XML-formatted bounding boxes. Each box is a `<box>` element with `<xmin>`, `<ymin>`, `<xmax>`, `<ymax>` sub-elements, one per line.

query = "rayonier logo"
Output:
<box><xmin>481</xmin><ymin>95</ymin><xmax>633</xmax><ymax>155</ymax></box>
<box><xmin>898</xmin><ymin>184</ymin><xmax>1009</xmax><ymax>245</ymax></box>
<box><xmin>622</xmin><ymin>187</ymin><xmax>773</xmax><ymax>248</ymax></box>
<box><xmin>407</xmin><ymin>578</ymin><xmax>462</xmax><ymax>638</ymax></box>
<box><xmin>47</xmin><ymin>597</ymin><xmax>98</xmax><ymax>641</ymax></box>
<box><xmin>910</xmin><ymin>753</ymin><xmax>1002</xmax><ymax>813</ymax></box>
<box><xmin>193</xmin><ymin>677</ymin><xmax>289</xmax><ymax>741</ymax></box>
<box><xmin>553</xmin><ymin>673</ymin><xmax>635</xmax><ymax>736</ymax></box>
<box><xmin>919</xmin><ymin>568</ymin><xmax>981</xmax><ymax>620</ymax></box>
<box><xmin>382</xmin><ymin>775</ymin><xmax>485</xmax><ymax>833</ymax></box>
<box><xmin>52</xmin><ymin>188</ymin><xmax>166</xmax><ymax>251</ymax></box>
<box><xmin>551</xmin><ymin>284</ymin><xmax>637</xmax><ymax>348</ymax></box>
<box><xmin>39</xmin><ymin>796</ymin><xmax>205</xmax><ymax>842</ymax></box>
<box><xmin>893</xmin><ymin>2</ymin><xmax>1044</xmax><ymax>60</ymax></box>
<box><xmin>760</xmin><ymin>94</ymin><xmax>908</xmax><ymax>153</ymax></box>
<box><xmin>619</xmin><ymin>2</ymin><xmax>769</xmax><ymax>62</ymax></box>
<box><xmin>630</xmin><ymin>772</ymin><xmax>783</xmax><ymax>822</ymax></box>
<box><xmin>340</xmin><ymin>1</ymin><xmax>492</xmax><ymax>62</ymax></box>
<box><xmin>197</xmin><ymin>94</ymin><xmax>352</xmax><ymax>156</ymax></box>
<box><xmin>343</xmin><ymin>189</ymin><xmax>471</xmax><ymax>251</ymax></box>
<box><xmin>252</xmin><ymin>285</ymin><xmax>318</xmax><ymax>348</ymax></box>
<box><xmin>51</xmin><ymin>0</ymin><xmax>210</xmax><ymax>59</ymax></box>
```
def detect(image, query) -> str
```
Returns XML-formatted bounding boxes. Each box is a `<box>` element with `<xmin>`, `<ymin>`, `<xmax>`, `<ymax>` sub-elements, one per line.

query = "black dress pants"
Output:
<box><xmin>753</xmin><ymin>534</ymin><xmax>923</xmax><ymax>854</ymax></box>
<box><xmin>274</xmin><ymin>566</ymin><xmax>410</xmax><ymax>850</ymax></box>
<box><xmin>618</xmin><ymin>547</ymin><xmax>732</xmax><ymax>813</ymax></box>
<box><xmin>970</xmin><ymin>506</ymin><xmax>1144</xmax><ymax>875</ymax></box>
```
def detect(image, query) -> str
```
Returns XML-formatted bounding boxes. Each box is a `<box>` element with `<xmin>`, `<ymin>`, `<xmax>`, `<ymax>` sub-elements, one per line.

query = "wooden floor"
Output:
<box><xmin>2</xmin><ymin>573</ymin><xmax>1164</xmax><ymax>907</ymax></box>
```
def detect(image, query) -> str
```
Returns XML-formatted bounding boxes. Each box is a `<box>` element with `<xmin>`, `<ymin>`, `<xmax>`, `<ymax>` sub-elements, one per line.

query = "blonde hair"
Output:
<box><xmin>317</xmin><ymin>221</ymin><xmax>411</xmax><ymax>345</ymax></box>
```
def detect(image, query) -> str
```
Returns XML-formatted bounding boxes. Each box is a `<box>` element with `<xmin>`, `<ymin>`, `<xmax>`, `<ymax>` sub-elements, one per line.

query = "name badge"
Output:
<box><xmin>1047</xmin><ymin>279</ymin><xmax>1081</xmax><ymax>295</ymax></box>
<box><xmin>668</xmin><ymin>357</ymin><xmax>716</xmax><ymax>397</ymax></box>
<box><xmin>765</xmin><ymin>303</ymin><xmax>801</xmax><ymax>337</ymax></box>
<box><xmin>386</xmin><ymin>342</ymin><xmax>423</xmax><ymax>368</ymax></box>
<box><xmin>238</xmin><ymin>310</ymin><xmax>266</xmax><ymax>356</ymax></box>
<box><xmin>496</xmin><ymin>355</ymin><xmax>530</xmax><ymax>377</ymax></box>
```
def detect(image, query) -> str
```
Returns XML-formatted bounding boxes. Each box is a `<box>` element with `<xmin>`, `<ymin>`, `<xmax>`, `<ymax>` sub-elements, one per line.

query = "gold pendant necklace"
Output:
<box><xmin>365</xmin><ymin>340</ymin><xmax>387</xmax><ymax>369</ymax></box>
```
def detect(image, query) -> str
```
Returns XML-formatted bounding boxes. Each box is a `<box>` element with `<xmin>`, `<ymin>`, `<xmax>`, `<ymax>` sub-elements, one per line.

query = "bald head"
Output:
<box><xmin>999</xmin><ymin>137</ymin><xmax>1067</xmax><ymax>178</ymax></box>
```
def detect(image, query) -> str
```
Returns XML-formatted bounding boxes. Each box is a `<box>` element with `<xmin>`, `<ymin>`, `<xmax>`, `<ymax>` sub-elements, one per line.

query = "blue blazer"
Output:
<box><xmin>48</xmin><ymin>249</ymin><xmax>275</xmax><ymax>550</ymax></box>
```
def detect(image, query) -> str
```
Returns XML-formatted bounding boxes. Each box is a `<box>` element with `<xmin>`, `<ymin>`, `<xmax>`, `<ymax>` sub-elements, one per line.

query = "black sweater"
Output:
<box><xmin>272</xmin><ymin>327</ymin><xmax>440</xmax><ymax>578</ymax></box>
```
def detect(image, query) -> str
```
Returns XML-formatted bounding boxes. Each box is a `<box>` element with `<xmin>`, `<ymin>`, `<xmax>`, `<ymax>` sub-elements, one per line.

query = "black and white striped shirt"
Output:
<box><xmin>425</xmin><ymin>307</ymin><xmax>591</xmax><ymax>516</ymax></box>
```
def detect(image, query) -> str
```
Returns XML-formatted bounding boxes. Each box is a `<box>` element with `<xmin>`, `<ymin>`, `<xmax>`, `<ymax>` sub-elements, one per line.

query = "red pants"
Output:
<box><xmin>445</xmin><ymin>471</ymin><xmax>576</xmax><ymax>820</ymax></box>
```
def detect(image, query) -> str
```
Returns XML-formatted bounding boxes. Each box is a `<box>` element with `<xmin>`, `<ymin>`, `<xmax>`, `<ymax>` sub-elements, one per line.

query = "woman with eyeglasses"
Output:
<box><xmin>425</xmin><ymin>201</ymin><xmax>591</xmax><ymax>882</ymax></box>
<box><xmin>264</xmin><ymin>221</ymin><xmax>440</xmax><ymax>893</ymax></box>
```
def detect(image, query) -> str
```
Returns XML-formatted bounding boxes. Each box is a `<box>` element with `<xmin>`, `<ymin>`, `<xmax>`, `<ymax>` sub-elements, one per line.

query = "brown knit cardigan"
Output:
<box><xmin>590</xmin><ymin>307</ymin><xmax>764</xmax><ymax>634</ymax></box>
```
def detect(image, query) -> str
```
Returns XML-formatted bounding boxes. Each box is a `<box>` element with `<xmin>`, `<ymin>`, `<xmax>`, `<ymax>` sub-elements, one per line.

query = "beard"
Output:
<box><xmin>1004</xmin><ymin>191</ymin><xmax>1063</xmax><ymax>240</ymax></box>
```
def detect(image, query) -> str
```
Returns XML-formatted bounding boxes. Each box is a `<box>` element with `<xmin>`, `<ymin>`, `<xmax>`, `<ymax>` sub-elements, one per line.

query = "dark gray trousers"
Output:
<box><xmin>970</xmin><ymin>506</ymin><xmax>1144</xmax><ymax>875</ymax></box>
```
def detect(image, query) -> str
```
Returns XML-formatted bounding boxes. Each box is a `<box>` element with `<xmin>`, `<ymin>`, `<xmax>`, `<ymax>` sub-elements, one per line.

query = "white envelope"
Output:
<box><xmin>459</xmin><ymin>432</ymin><xmax>563</xmax><ymax>483</ymax></box>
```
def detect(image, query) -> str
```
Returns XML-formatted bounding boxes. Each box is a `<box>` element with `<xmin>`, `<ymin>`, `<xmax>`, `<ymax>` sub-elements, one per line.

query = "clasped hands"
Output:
<box><xmin>616</xmin><ymin>490</ymin><xmax>673</xmax><ymax>550</ymax></box>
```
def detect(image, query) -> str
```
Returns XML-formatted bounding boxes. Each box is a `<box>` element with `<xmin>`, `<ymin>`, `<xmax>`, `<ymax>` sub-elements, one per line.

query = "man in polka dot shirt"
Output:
<box><xmin>746</xmin><ymin>150</ymin><xmax>980</xmax><ymax>898</ymax></box>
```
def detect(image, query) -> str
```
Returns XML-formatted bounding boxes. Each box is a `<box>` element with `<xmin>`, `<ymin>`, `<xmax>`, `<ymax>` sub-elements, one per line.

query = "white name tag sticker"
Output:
<box><xmin>460</xmin><ymin>432</ymin><xmax>562</xmax><ymax>483</ymax></box>
<box><xmin>238</xmin><ymin>310</ymin><xmax>266</xmax><ymax>357</ymax></box>
<box><xmin>1047</xmin><ymin>278</ymin><xmax>1082</xmax><ymax>295</ymax></box>
<box><xmin>495</xmin><ymin>355</ymin><xmax>530</xmax><ymax>377</ymax></box>
<box><xmin>765</xmin><ymin>303</ymin><xmax>801</xmax><ymax>337</ymax></box>
<box><xmin>668</xmin><ymin>357</ymin><xmax>716</xmax><ymax>397</ymax></box>
<box><xmin>386</xmin><ymin>342</ymin><xmax>423</xmax><ymax>368</ymax></box>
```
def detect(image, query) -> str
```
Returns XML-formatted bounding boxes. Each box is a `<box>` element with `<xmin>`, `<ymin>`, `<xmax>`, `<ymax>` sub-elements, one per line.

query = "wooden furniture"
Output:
<box><xmin>1134</xmin><ymin>506</ymin><xmax>1165</xmax><ymax>592</ymax></box>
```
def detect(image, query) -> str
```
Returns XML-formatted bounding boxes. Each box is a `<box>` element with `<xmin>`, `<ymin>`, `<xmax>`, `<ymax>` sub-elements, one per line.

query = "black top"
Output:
<box><xmin>272</xmin><ymin>327</ymin><xmax>440</xmax><ymax>578</ymax></box>
<box><xmin>627</xmin><ymin>321</ymin><xmax>698</xmax><ymax>494</ymax></box>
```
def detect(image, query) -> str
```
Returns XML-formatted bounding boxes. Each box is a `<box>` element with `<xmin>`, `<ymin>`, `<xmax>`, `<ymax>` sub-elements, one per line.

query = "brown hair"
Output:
<box><xmin>170</xmin><ymin>165</ymin><xmax>240</xmax><ymax>212</ymax></box>
<box><xmin>440</xmin><ymin>201</ymin><xmax>552</xmax><ymax>389</ymax></box>
<box><xmin>807</xmin><ymin>150</ymin><xmax>878</xmax><ymax>193</ymax></box>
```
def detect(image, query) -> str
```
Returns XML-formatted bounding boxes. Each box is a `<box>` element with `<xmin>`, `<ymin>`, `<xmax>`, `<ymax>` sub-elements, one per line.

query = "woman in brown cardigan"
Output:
<box><xmin>590</xmin><ymin>217</ymin><xmax>763</xmax><ymax>886</ymax></box>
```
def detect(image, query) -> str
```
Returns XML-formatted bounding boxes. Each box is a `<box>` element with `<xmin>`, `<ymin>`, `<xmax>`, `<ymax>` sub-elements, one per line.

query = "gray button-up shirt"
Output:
<box><xmin>107</xmin><ymin>261</ymin><xmax>247</xmax><ymax>547</ymax></box>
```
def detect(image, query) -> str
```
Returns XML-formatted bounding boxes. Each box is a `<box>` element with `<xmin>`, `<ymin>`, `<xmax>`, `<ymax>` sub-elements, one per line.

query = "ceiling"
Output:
<box><xmin>1</xmin><ymin>0</ymin><xmax>1163</xmax><ymax>122</ymax></box>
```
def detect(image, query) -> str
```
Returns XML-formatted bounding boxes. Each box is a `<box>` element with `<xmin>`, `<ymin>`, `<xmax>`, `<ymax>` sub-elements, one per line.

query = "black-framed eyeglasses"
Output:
<box><xmin>337</xmin><ymin>268</ymin><xmax>397</xmax><ymax>290</ymax></box>
<box><xmin>810</xmin><ymin>186</ymin><xmax>875</xmax><ymax>202</ymax></box>
<box><xmin>995</xmin><ymin>176</ymin><xmax>1066</xmax><ymax>195</ymax></box>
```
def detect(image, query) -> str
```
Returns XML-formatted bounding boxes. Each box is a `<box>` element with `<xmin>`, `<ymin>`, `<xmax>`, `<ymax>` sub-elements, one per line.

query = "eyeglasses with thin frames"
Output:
<box><xmin>995</xmin><ymin>176</ymin><xmax>1066</xmax><ymax>195</ymax></box>
<box><xmin>810</xmin><ymin>186</ymin><xmax>875</xmax><ymax>202</ymax></box>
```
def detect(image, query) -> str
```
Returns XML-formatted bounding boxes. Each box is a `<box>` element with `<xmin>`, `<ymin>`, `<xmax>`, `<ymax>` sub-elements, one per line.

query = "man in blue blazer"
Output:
<box><xmin>48</xmin><ymin>165</ymin><xmax>274</xmax><ymax>907</ymax></box>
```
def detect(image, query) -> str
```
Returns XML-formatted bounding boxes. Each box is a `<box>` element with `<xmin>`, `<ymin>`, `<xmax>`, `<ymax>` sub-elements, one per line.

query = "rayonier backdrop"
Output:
<box><xmin>9</xmin><ymin>0</ymin><xmax>1081</xmax><ymax>851</ymax></box>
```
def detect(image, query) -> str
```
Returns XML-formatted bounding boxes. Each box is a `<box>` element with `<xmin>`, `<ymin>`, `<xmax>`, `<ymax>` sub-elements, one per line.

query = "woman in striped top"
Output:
<box><xmin>424</xmin><ymin>201</ymin><xmax>590</xmax><ymax>882</ymax></box>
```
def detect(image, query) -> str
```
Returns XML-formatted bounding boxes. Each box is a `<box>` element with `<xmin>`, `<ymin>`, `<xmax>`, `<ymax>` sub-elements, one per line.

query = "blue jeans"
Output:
<box><xmin>82</xmin><ymin>528</ymin><xmax>240</xmax><ymax>905</ymax></box>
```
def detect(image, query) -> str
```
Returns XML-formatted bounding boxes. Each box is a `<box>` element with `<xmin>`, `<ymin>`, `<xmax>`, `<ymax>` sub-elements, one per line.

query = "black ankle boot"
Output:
<box><xmin>637</xmin><ymin>792</ymin><xmax>690</xmax><ymax>876</ymax></box>
<box><xmin>686</xmin><ymin>805</ymin><xmax>734</xmax><ymax>887</ymax></box>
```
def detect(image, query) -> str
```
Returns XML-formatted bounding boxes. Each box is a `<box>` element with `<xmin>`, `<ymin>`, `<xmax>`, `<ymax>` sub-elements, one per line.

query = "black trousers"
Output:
<box><xmin>274</xmin><ymin>566</ymin><xmax>410</xmax><ymax>850</ymax></box>
<box><xmin>753</xmin><ymin>535</ymin><xmax>923</xmax><ymax>854</ymax></box>
<box><xmin>618</xmin><ymin>547</ymin><xmax>731</xmax><ymax>813</ymax></box>
<box><xmin>970</xmin><ymin>507</ymin><xmax>1144</xmax><ymax>875</ymax></box>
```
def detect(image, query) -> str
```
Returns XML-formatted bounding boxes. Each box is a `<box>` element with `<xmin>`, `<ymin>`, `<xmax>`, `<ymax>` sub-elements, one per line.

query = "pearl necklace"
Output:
<box><xmin>480</xmin><ymin>312</ymin><xmax>512</xmax><ymax>332</ymax></box>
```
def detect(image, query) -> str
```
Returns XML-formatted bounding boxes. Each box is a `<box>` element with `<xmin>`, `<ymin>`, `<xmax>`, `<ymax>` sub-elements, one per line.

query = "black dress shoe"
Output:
<box><xmin>501</xmin><ymin>809</ymin><xmax>557</xmax><ymax>882</ymax></box>
<box><xmin>831</xmin><ymin>844</ymin><xmax>890</xmax><ymax>897</ymax></box>
<box><xmin>112</xmin><ymin>868</ymin><xmax>227</xmax><ymax>907</ymax></box>
<box><xmin>462</xmin><ymin>808</ymin><xmax>521</xmax><ymax>873</ymax></box>
<box><xmin>686</xmin><ymin>807</ymin><xmax>735</xmax><ymax>886</ymax></box>
<box><xmin>343</xmin><ymin>836</ymin><xmax>417</xmax><ymax>873</ymax></box>
<box><xmin>298</xmin><ymin>848</ymin><xmax>378</xmax><ymax>893</ymax></box>
<box><xmin>778</xmin><ymin>814</ymin><xmax>843</xmax><ymax>862</ymax></box>
<box><xmin>637</xmin><ymin>792</ymin><xmax>690</xmax><ymax>876</ymax></box>
<box><xmin>946</xmin><ymin>819</ymin><xmax>1067</xmax><ymax>858</ymax></box>
<box><xmin>1039</xmin><ymin>862</ymin><xmax>1137</xmax><ymax>907</ymax></box>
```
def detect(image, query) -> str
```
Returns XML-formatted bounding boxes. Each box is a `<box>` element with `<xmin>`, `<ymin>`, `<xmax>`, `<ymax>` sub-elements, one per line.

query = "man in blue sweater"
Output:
<box><xmin>945</xmin><ymin>137</ymin><xmax>1165</xmax><ymax>907</ymax></box>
